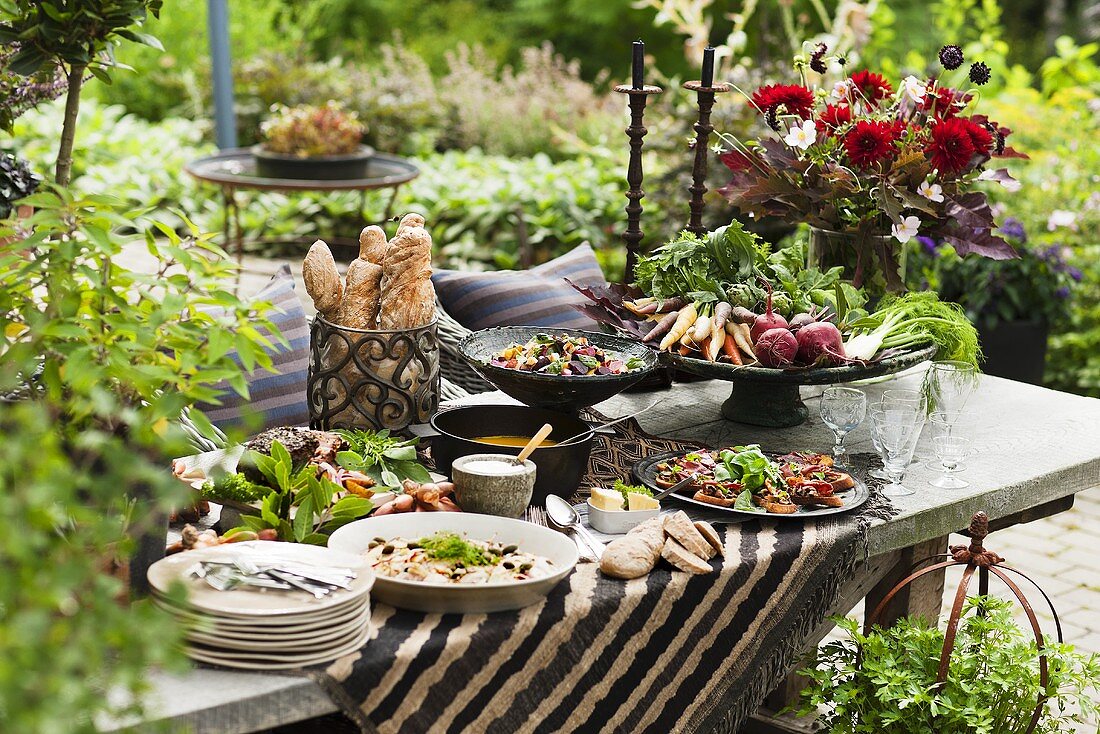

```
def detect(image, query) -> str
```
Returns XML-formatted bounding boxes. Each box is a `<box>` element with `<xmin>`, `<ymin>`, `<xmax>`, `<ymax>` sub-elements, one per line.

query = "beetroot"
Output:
<box><xmin>796</xmin><ymin>321</ymin><xmax>846</xmax><ymax>367</ymax></box>
<box><xmin>788</xmin><ymin>312</ymin><xmax>816</xmax><ymax>331</ymax></box>
<box><xmin>750</xmin><ymin>280</ymin><xmax>788</xmax><ymax>342</ymax></box>
<box><xmin>755</xmin><ymin>328</ymin><xmax>798</xmax><ymax>368</ymax></box>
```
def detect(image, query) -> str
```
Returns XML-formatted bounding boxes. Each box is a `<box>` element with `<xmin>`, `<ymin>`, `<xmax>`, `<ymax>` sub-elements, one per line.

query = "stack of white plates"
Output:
<box><xmin>147</xmin><ymin>541</ymin><xmax>374</xmax><ymax>670</ymax></box>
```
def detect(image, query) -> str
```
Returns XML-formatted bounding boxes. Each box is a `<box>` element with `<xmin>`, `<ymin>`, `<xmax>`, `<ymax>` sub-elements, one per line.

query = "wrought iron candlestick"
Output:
<box><xmin>613</xmin><ymin>83</ymin><xmax>662</xmax><ymax>278</ymax></box>
<box><xmin>683</xmin><ymin>80</ymin><xmax>730</xmax><ymax>236</ymax></box>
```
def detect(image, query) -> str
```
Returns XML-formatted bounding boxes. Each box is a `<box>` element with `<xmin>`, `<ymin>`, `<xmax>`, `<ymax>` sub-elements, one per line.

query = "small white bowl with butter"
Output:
<box><xmin>587</xmin><ymin>486</ymin><xmax>660</xmax><ymax>534</ymax></box>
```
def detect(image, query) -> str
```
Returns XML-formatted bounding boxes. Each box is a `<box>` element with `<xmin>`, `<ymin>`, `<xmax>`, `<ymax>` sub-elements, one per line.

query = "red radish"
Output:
<box><xmin>755</xmin><ymin>328</ymin><xmax>798</xmax><ymax>367</ymax></box>
<box><xmin>796</xmin><ymin>321</ymin><xmax>846</xmax><ymax>366</ymax></box>
<box><xmin>750</xmin><ymin>280</ymin><xmax>788</xmax><ymax>342</ymax></box>
<box><xmin>788</xmin><ymin>312</ymin><xmax>816</xmax><ymax>331</ymax></box>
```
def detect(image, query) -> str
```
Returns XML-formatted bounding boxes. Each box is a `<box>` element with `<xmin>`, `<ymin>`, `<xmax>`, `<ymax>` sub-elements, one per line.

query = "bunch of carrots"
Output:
<box><xmin>624</xmin><ymin>297</ymin><xmax>757</xmax><ymax>365</ymax></box>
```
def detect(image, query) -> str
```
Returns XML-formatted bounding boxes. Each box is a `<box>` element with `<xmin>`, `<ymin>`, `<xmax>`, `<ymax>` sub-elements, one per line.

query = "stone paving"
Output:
<box><xmin>135</xmin><ymin>244</ymin><xmax>1100</xmax><ymax>730</ymax></box>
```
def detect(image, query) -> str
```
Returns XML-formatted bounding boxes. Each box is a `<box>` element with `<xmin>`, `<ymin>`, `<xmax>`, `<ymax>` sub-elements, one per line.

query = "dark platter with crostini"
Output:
<box><xmin>631</xmin><ymin>445</ymin><xmax>870</xmax><ymax>519</ymax></box>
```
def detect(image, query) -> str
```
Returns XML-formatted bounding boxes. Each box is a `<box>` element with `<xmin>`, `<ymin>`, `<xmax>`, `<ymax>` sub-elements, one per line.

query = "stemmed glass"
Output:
<box><xmin>820</xmin><ymin>387</ymin><xmax>867</xmax><ymax>465</ymax></box>
<box><xmin>930</xmin><ymin>411</ymin><xmax>970</xmax><ymax>489</ymax></box>
<box><xmin>870</xmin><ymin>403</ymin><xmax>921</xmax><ymax>496</ymax></box>
<box><xmin>923</xmin><ymin>361</ymin><xmax>979</xmax><ymax>414</ymax></box>
<box><xmin>881</xmin><ymin>388</ymin><xmax>928</xmax><ymax>466</ymax></box>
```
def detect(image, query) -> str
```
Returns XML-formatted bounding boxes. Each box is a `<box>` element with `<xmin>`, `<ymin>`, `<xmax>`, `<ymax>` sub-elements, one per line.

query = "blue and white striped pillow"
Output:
<box><xmin>196</xmin><ymin>264</ymin><xmax>310</xmax><ymax>430</ymax></box>
<box><xmin>432</xmin><ymin>244</ymin><xmax>608</xmax><ymax>331</ymax></box>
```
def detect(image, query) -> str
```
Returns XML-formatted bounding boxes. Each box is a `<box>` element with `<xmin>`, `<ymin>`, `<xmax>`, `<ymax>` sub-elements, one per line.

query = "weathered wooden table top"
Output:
<box><xmin>110</xmin><ymin>370</ymin><xmax>1100</xmax><ymax>734</ymax></box>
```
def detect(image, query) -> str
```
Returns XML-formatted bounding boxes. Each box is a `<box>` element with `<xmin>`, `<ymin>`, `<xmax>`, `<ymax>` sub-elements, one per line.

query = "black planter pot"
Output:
<box><xmin>979</xmin><ymin>318</ymin><xmax>1049</xmax><ymax>385</ymax></box>
<box><xmin>252</xmin><ymin>144</ymin><xmax>375</xmax><ymax>181</ymax></box>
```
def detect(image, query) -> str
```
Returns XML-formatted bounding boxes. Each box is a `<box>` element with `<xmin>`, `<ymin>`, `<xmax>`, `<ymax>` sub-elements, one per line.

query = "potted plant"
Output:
<box><xmin>797</xmin><ymin>596</ymin><xmax>1100</xmax><ymax>732</ymax></box>
<box><xmin>253</xmin><ymin>101</ymin><xmax>373</xmax><ymax>180</ymax></box>
<box><xmin>909</xmin><ymin>218</ymin><xmax>1078</xmax><ymax>384</ymax></box>
<box><xmin>717</xmin><ymin>42</ymin><xmax>1024</xmax><ymax>296</ymax></box>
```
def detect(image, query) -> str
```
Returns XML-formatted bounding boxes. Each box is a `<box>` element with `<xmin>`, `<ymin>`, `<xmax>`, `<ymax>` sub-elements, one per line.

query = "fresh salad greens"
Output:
<box><xmin>420</xmin><ymin>532</ymin><xmax>497</xmax><ymax>566</ymax></box>
<box><xmin>632</xmin><ymin>222</ymin><xmax>867</xmax><ymax>319</ymax></box>
<box><xmin>612</xmin><ymin>480</ymin><xmax>652</xmax><ymax>504</ymax></box>
<box><xmin>198</xmin><ymin>473</ymin><xmax>270</xmax><ymax>504</ymax></box>
<box><xmin>230</xmin><ymin>441</ymin><xmax>374</xmax><ymax>544</ymax></box>
<box><xmin>713</xmin><ymin>444</ymin><xmax>784</xmax><ymax>491</ymax></box>
<box><xmin>734</xmin><ymin>489</ymin><xmax>766</xmax><ymax>513</ymax></box>
<box><xmin>336</xmin><ymin>429</ymin><xmax>433</xmax><ymax>489</ymax></box>
<box><xmin>843</xmin><ymin>292</ymin><xmax>981</xmax><ymax>367</ymax></box>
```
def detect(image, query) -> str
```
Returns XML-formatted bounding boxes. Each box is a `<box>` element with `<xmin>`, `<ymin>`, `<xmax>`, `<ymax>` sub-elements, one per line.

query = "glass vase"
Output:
<box><xmin>807</xmin><ymin>226</ymin><xmax>907</xmax><ymax>298</ymax></box>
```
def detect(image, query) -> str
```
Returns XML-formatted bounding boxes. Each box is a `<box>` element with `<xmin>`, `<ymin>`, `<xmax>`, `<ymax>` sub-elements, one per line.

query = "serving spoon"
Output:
<box><xmin>516</xmin><ymin>423</ymin><xmax>555</xmax><ymax>463</ymax></box>
<box><xmin>545</xmin><ymin>494</ymin><xmax>605</xmax><ymax>558</ymax></box>
<box><xmin>554</xmin><ymin>397</ymin><xmax>665</xmax><ymax>449</ymax></box>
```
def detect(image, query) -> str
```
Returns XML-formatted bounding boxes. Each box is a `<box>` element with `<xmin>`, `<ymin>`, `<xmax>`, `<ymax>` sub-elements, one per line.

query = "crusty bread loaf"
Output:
<box><xmin>358</xmin><ymin>225</ymin><xmax>388</xmax><ymax>265</ymax></box>
<box><xmin>599</xmin><ymin>516</ymin><xmax>664</xmax><ymax>580</ymax></box>
<box><xmin>302</xmin><ymin>240</ymin><xmax>343</xmax><ymax>318</ymax></box>
<box><xmin>335</xmin><ymin>258</ymin><xmax>383</xmax><ymax>329</ymax></box>
<box><xmin>661</xmin><ymin>537</ymin><xmax>712</xmax><ymax>574</ymax></box>
<box><xmin>693</xmin><ymin>521</ymin><xmax>724</xmax><ymax>558</ymax></box>
<box><xmin>395</xmin><ymin>212</ymin><xmax>425</xmax><ymax>236</ymax></box>
<box><xmin>663</xmin><ymin>511</ymin><xmax>715</xmax><ymax>560</ymax></box>
<box><xmin>378</xmin><ymin>225</ymin><xmax>436</xmax><ymax>330</ymax></box>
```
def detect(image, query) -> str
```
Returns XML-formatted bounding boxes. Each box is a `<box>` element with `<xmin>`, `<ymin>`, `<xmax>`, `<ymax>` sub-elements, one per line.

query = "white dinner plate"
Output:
<box><xmin>183</xmin><ymin>625</ymin><xmax>371</xmax><ymax>670</ymax></box>
<box><xmin>328</xmin><ymin>512</ymin><xmax>578</xmax><ymax>614</ymax></box>
<box><xmin>152</xmin><ymin>589</ymin><xmax>371</xmax><ymax>628</ymax></box>
<box><xmin>147</xmin><ymin>542</ymin><xmax>374</xmax><ymax>617</ymax></box>
<box><xmin>185</xmin><ymin>609</ymin><xmax>370</xmax><ymax>651</ymax></box>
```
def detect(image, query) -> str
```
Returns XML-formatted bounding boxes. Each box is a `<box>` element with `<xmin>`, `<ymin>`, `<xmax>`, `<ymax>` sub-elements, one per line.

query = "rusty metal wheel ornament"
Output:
<box><xmin>866</xmin><ymin>512</ymin><xmax>1063</xmax><ymax>734</ymax></box>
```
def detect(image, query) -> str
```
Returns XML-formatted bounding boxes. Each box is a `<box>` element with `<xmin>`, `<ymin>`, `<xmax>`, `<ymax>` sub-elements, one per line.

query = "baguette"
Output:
<box><xmin>378</xmin><ymin>225</ymin><xmax>436</xmax><ymax>330</ymax></box>
<box><xmin>693</xmin><ymin>521</ymin><xmax>724</xmax><ymax>557</ymax></box>
<box><xmin>663</xmin><ymin>511</ymin><xmax>715</xmax><ymax>560</ymax></box>
<box><xmin>599</xmin><ymin>516</ymin><xmax>665</xmax><ymax>579</ymax></box>
<box><xmin>791</xmin><ymin>494</ymin><xmax>844</xmax><ymax>508</ymax></box>
<box><xmin>335</xmin><ymin>258</ymin><xmax>383</xmax><ymax>329</ymax></box>
<box><xmin>395</xmin><ymin>212</ymin><xmax>425</xmax><ymax>236</ymax></box>
<box><xmin>661</xmin><ymin>537</ymin><xmax>712</xmax><ymax>574</ymax></box>
<box><xmin>692</xmin><ymin>491</ymin><xmax>737</xmax><ymax>508</ymax></box>
<box><xmin>753</xmin><ymin>496</ymin><xmax>799</xmax><ymax>514</ymax></box>
<box><xmin>358</xmin><ymin>225</ymin><xmax>388</xmax><ymax>265</ymax></box>
<box><xmin>828</xmin><ymin>473</ymin><xmax>856</xmax><ymax>492</ymax></box>
<box><xmin>302</xmin><ymin>240</ymin><xmax>343</xmax><ymax>318</ymax></box>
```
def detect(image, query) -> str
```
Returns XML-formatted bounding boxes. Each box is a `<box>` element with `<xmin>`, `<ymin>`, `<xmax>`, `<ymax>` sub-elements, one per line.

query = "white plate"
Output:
<box><xmin>152</xmin><ymin>589</ymin><xmax>371</xmax><ymax>633</ymax></box>
<box><xmin>184</xmin><ymin>625</ymin><xmax>370</xmax><ymax>670</ymax></box>
<box><xmin>328</xmin><ymin>513</ymin><xmax>578</xmax><ymax>614</ymax></box>
<box><xmin>186</xmin><ymin>609</ymin><xmax>370</xmax><ymax>650</ymax></box>
<box><xmin>147</xmin><ymin>542</ymin><xmax>374</xmax><ymax>617</ymax></box>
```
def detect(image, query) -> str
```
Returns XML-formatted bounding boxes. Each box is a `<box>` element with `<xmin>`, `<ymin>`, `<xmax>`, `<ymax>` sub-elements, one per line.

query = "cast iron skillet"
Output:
<box><xmin>422</xmin><ymin>404</ymin><xmax>595</xmax><ymax>505</ymax></box>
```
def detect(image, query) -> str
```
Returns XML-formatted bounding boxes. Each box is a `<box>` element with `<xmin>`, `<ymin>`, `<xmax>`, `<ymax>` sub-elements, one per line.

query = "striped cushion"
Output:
<box><xmin>196</xmin><ymin>264</ymin><xmax>310</xmax><ymax>430</ymax></box>
<box><xmin>432</xmin><ymin>244</ymin><xmax>607</xmax><ymax>331</ymax></box>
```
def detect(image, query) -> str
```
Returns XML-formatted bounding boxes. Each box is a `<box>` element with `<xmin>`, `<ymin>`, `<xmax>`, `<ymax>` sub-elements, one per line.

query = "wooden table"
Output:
<box><xmin>109</xmin><ymin>370</ymin><xmax>1100</xmax><ymax>733</ymax></box>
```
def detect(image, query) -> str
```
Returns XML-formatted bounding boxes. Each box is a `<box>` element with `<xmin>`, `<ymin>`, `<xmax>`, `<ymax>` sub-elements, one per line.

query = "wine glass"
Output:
<box><xmin>931</xmin><ymin>436</ymin><xmax>971</xmax><ymax>489</ymax></box>
<box><xmin>923</xmin><ymin>361</ymin><xmax>979</xmax><ymax>415</ymax></box>
<box><xmin>820</xmin><ymin>387</ymin><xmax>867</xmax><ymax>465</ymax></box>
<box><xmin>870</xmin><ymin>404</ymin><xmax>920</xmax><ymax>497</ymax></box>
<box><xmin>867</xmin><ymin>403</ymin><xmax>890</xmax><ymax>480</ymax></box>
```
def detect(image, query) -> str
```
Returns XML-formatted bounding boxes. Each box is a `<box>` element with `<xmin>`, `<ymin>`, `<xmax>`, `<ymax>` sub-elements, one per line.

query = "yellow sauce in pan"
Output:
<box><xmin>473</xmin><ymin>435</ymin><xmax>559</xmax><ymax>448</ymax></box>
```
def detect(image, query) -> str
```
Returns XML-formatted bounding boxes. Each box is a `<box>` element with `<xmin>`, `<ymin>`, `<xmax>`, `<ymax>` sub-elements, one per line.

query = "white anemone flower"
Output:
<box><xmin>830</xmin><ymin>80</ymin><xmax>849</xmax><ymax>101</ymax></box>
<box><xmin>891</xmin><ymin>215</ymin><xmax>921</xmax><ymax>243</ymax></box>
<box><xmin>917</xmin><ymin>181</ymin><xmax>944</xmax><ymax>203</ymax></box>
<box><xmin>783</xmin><ymin>119</ymin><xmax>817</xmax><ymax>150</ymax></box>
<box><xmin>900</xmin><ymin>75</ymin><xmax>928</xmax><ymax>104</ymax></box>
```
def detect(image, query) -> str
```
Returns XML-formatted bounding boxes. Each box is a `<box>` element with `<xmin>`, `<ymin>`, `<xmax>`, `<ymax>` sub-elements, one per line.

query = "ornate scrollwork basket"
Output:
<box><xmin>866</xmin><ymin>512</ymin><xmax>1064</xmax><ymax>734</ymax></box>
<box><xmin>307</xmin><ymin>316</ymin><xmax>440</xmax><ymax>433</ymax></box>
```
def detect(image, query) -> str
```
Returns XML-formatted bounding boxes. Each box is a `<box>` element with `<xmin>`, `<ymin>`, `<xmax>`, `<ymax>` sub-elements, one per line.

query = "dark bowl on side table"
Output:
<box><xmin>457</xmin><ymin>326</ymin><xmax>659</xmax><ymax>413</ymax></box>
<box><xmin>251</xmin><ymin>144</ymin><xmax>375</xmax><ymax>180</ymax></box>
<box><xmin>427</xmin><ymin>405</ymin><xmax>594</xmax><ymax>505</ymax></box>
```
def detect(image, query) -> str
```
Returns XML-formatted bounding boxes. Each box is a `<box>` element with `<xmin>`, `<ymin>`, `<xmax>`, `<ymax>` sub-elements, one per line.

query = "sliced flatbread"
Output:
<box><xmin>693</xmin><ymin>520</ymin><xmax>724</xmax><ymax>558</ymax></box>
<box><xmin>661</xmin><ymin>536</ymin><xmax>712</xmax><ymax>575</ymax></box>
<box><xmin>663</xmin><ymin>510</ymin><xmax>716</xmax><ymax>560</ymax></box>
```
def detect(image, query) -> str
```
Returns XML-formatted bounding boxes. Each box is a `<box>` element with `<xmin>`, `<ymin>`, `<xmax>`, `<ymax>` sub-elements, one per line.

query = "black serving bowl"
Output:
<box><xmin>457</xmin><ymin>326</ymin><xmax>659</xmax><ymax>413</ymax></box>
<box><xmin>427</xmin><ymin>405</ymin><xmax>594</xmax><ymax>505</ymax></box>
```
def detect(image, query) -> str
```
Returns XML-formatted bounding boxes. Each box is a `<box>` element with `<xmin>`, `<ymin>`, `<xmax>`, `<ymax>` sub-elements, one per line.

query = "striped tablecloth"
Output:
<box><xmin>310</xmin><ymin>428</ymin><xmax>890</xmax><ymax>733</ymax></box>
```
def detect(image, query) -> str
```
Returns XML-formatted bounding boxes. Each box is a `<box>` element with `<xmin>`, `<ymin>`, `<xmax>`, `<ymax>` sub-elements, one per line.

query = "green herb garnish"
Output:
<box><xmin>419</xmin><ymin>532</ymin><xmax>497</xmax><ymax>566</ymax></box>
<box><xmin>335</xmin><ymin>429</ymin><xmax>432</xmax><ymax>488</ymax></box>
<box><xmin>613</xmin><ymin>480</ymin><xmax>652</xmax><ymax>504</ymax></box>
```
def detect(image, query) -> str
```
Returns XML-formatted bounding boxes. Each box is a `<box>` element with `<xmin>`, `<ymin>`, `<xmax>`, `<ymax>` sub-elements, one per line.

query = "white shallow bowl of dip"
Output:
<box><xmin>328</xmin><ymin>512</ymin><xmax>578</xmax><ymax>614</ymax></box>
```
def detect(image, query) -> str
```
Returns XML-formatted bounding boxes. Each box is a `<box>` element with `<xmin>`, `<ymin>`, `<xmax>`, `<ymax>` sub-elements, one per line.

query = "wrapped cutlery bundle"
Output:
<box><xmin>146</xmin><ymin>542</ymin><xmax>375</xmax><ymax>670</ymax></box>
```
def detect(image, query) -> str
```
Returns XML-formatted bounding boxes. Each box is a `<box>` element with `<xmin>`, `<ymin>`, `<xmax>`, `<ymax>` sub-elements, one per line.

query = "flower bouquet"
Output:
<box><xmin>717</xmin><ymin>43</ymin><xmax>1026</xmax><ymax>293</ymax></box>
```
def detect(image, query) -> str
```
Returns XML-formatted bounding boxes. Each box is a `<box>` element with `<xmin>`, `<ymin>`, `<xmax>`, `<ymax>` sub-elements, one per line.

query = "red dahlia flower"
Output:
<box><xmin>750</xmin><ymin>84</ymin><xmax>815</xmax><ymax>118</ymax></box>
<box><xmin>926</xmin><ymin>117</ymin><xmax>976</xmax><ymax>172</ymax></box>
<box><xmin>923</xmin><ymin>86</ymin><xmax>970</xmax><ymax>118</ymax></box>
<box><xmin>843</xmin><ymin>120</ymin><xmax>899</xmax><ymax>168</ymax></box>
<box><xmin>849</xmin><ymin>70</ymin><xmax>892</xmax><ymax>103</ymax></box>
<box><xmin>818</xmin><ymin>104</ymin><xmax>852</xmax><ymax>132</ymax></box>
<box><xmin>961</xmin><ymin>119</ymin><xmax>993</xmax><ymax>154</ymax></box>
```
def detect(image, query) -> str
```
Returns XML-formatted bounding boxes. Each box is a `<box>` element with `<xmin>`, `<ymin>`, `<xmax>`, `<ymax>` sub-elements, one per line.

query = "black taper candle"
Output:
<box><xmin>701</xmin><ymin>46</ymin><xmax>715</xmax><ymax>88</ymax></box>
<box><xmin>632</xmin><ymin>40</ymin><xmax>644</xmax><ymax>90</ymax></box>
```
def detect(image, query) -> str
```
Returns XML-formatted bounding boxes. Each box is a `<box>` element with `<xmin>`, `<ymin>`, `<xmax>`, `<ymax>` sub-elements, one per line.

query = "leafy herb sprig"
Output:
<box><xmin>231</xmin><ymin>441</ymin><xmax>373</xmax><ymax>545</ymax></box>
<box><xmin>420</xmin><ymin>532</ymin><xmax>497</xmax><ymax>566</ymax></box>
<box><xmin>336</xmin><ymin>429</ymin><xmax>432</xmax><ymax>489</ymax></box>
